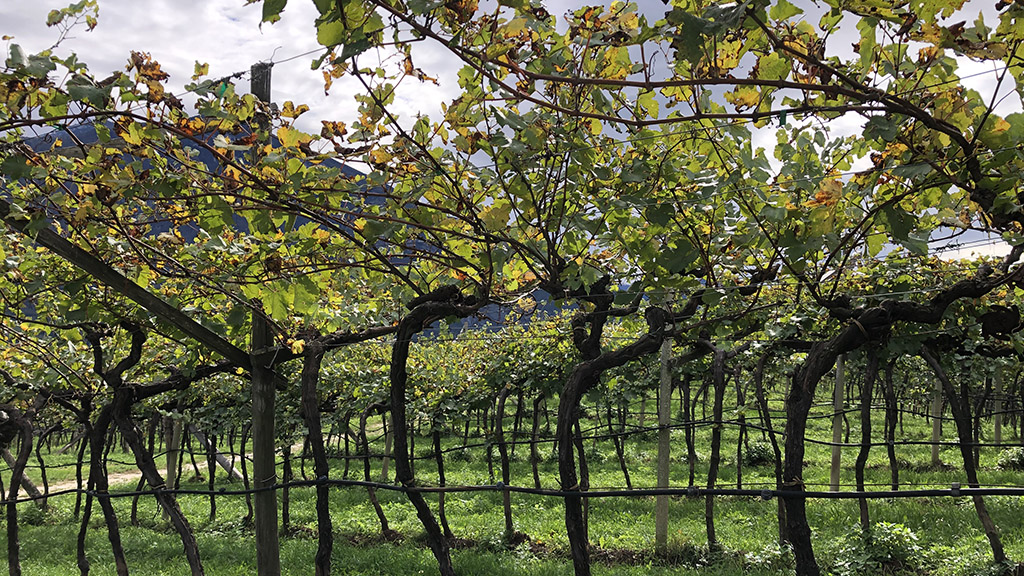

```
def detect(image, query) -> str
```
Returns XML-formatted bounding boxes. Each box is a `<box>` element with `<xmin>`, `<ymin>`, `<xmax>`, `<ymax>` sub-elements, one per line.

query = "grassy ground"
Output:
<box><xmin>7</xmin><ymin>397</ymin><xmax>1024</xmax><ymax>575</ymax></box>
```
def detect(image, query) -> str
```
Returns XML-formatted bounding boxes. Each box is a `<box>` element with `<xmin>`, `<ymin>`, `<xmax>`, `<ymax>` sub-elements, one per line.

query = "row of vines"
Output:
<box><xmin>5</xmin><ymin>1</ymin><xmax>1024</xmax><ymax>576</ymax></box>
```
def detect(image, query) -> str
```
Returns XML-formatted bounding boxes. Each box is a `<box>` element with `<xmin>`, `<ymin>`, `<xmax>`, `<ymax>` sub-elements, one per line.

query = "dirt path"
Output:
<box><xmin>45</xmin><ymin>439</ymin><xmax>307</xmax><ymax>493</ymax></box>
<box><xmin>48</xmin><ymin>460</ymin><xmax>220</xmax><ymax>493</ymax></box>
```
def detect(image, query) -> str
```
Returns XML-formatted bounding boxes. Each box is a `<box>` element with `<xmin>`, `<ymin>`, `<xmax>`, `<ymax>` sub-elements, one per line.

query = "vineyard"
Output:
<box><xmin>5</xmin><ymin>329</ymin><xmax>1024</xmax><ymax>576</ymax></box>
<box><xmin>4</xmin><ymin>0</ymin><xmax>1024</xmax><ymax>575</ymax></box>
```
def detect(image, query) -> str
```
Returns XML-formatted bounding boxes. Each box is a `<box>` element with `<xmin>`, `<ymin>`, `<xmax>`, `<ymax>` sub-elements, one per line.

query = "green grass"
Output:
<box><xmin>6</xmin><ymin>397</ymin><xmax>1024</xmax><ymax>575</ymax></box>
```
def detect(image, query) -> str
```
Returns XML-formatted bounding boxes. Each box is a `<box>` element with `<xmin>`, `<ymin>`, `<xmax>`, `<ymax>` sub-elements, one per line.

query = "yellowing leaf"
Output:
<box><xmin>281</xmin><ymin>101</ymin><xmax>310</xmax><ymax>119</ymax></box>
<box><xmin>368</xmin><ymin>148</ymin><xmax>392</xmax><ymax>164</ymax></box>
<box><xmin>277</xmin><ymin>126</ymin><xmax>313</xmax><ymax>148</ymax></box>
<box><xmin>504</xmin><ymin>18</ymin><xmax>527</xmax><ymax>37</ymax></box>
<box><xmin>806</xmin><ymin>179</ymin><xmax>842</xmax><ymax>207</ymax></box>
<box><xmin>724</xmin><ymin>86</ymin><xmax>761</xmax><ymax>110</ymax></box>
<box><xmin>192</xmin><ymin>61</ymin><xmax>209</xmax><ymax>81</ymax></box>
<box><xmin>988</xmin><ymin>117</ymin><xmax>1010</xmax><ymax>134</ymax></box>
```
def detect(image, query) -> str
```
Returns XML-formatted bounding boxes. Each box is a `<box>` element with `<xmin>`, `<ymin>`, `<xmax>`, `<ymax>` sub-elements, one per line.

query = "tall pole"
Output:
<box><xmin>249</xmin><ymin>62</ymin><xmax>280</xmax><ymax>576</ymax></box>
<box><xmin>830</xmin><ymin>355</ymin><xmax>844</xmax><ymax>492</ymax></box>
<box><xmin>251</xmin><ymin>308</ymin><xmax>280</xmax><ymax>576</ymax></box>
<box><xmin>251</xmin><ymin>61</ymin><xmax>272</xmax><ymax>103</ymax></box>
<box><xmin>655</xmin><ymin>338</ymin><xmax>672</xmax><ymax>552</ymax></box>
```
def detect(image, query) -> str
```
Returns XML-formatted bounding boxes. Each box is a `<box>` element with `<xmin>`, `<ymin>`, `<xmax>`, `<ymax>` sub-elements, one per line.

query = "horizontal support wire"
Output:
<box><xmin>4</xmin><ymin>411</ymin><xmax>1021</xmax><ymax>475</ymax></box>
<box><xmin>0</xmin><ymin>478</ymin><xmax>1019</xmax><ymax>507</ymax></box>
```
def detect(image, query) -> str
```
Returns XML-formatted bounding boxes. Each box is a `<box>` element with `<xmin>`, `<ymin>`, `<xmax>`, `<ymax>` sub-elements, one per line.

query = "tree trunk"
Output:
<box><xmin>74</xmin><ymin>434</ymin><xmax>87</xmax><ymax>521</ymax></box>
<box><xmin>972</xmin><ymin>377</ymin><xmax>993</xmax><ymax>469</ymax></box>
<box><xmin>188</xmin><ymin>425</ymin><xmax>244</xmax><ymax>481</ymax></box>
<box><xmin>496</xmin><ymin>385</ymin><xmax>515</xmax><ymax>541</ymax></box>
<box><xmin>206</xmin><ymin>433</ymin><xmax>217</xmax><ymax>521</ymax></box>
<box><xmin>281</xmin><ymin>445</ymin><xmax>292</xmax><ymax>534</ymax></box>
<box><xmin>557</xmin><ymin>328</ymin><xmax>665</xmax><ymax>576</ymax></box>
<box><xmin>735</xmin><ymin>364</ymin><xmax>747</xmax><ymax>490</ymax></box>
<box><xmin>381</xmin><ymin>413</ymin><xmax>392</xmax><ymax>484</ymax></box>
<box><xmin>704</xmin><ymin>349</ymin><xmax>726</xmax><ymax>549</ymax></box>
<box><xmin>856</xmin><ymin>349</ymin><xmax>879</xmax><ymax>531</ymax></box>
<box><xmin>608</xmin><ymin>401</ymin><xmax>631</xmax><ymax>489</ymax></box>
<box><xmin>240</xmin><ymin>424</ymin><xmax>254</xmax><ymax>525</ymax></box>
<box><xmin>359</xmin><ymin>404</ymin><xmax>392</xmax><ymax>536</ymax></box>
<box><xmin>830</xmin><ymin>355</ymin><xmax>845</xmax><ymax>491</ymax></box>
<box><xmin>115</xmin><ymin>406</ymin><xmax>205</xmax><ymax>576</ymax></box>
<box><xmin>1</xmin><ymin>448</ymin><xmax>45</xmax><ymax>509</ymax></box>
<box><xmin>390</xmin><ymin>306</ymin><xmax>462</xmax><ymax>576</ymax></box>
<box><xmin>572</xmin><ymin>420</ymin><xmax>590</xmax><ymax>539</ymax></box>
<box><xmin>883</xmin><ymin>361</ymin><xmax>900</xmax><ymax>490</ymax></box>
<box><xmin>433</xmin><ymin>430</ymin><xmax>454</xmax><ymax>539</ymax></box>
<box><xmin>921</xmin><ymin>346</ymin><xmax>1007</xmax><ymax>564</ymax></box>
<box><xmin>88</xmin><ymin>409</ymin><xmax>130</xmax><ymax>576</ymax></box>
<box><xmin>5</xmin><ymin>407</ymin><xmax>33</xmax><ymax>576</ymax></box>
<box><xmin>342</xmin><ymin>411</ymin><xmax>352</xmax><ymax>480</ymax></box>
<box><xmin>682</xmin><ymin>375</ymin><xmax>697</xmax><ymax>486</ymax></box>
<box><xmin>753</xmin><ymin>350</ymin><xmax>786</xmax><ymax>545</ymax></box>
<box><xmin>300</xmin><ymin>343</ymin><xmax>333</xmax><ymax>576</ymax></box>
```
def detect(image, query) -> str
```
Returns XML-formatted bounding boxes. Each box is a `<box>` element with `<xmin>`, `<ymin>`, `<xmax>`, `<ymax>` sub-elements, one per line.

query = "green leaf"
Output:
<box><xmin>645</xmin><ymin>203</ymin><xmax>674</xmax><ymax>226</ymax></box>
<box><xmin>880</xmin><ymin>206</ymin><xmax>914</xmax><ymax>241</ymax></box>
<box><xmin>340</xmin><ymin>38</ymin><xmax>373</xmax><ymax>60</ymax></box>
<box><xmin>262</xmin><ymin>0</ymin><xmax>288</xmax><ymax>23</ymax></box>
<box><xmin>498</xmin><ymin>0</ymin><xmax>529</xmax><ymax>10</ymax></box>
<box><xmin>6</xmin><ymin>44</ymin><xmax>28</xmax><ymax>68</ymax></box>
<box><xmin>863</xmin><ymin>116</ymin><xmax>899</xmax><ymax>141</ymax></box>
<box><xmin>1</xmin><ymin>156</ymin><xmax>32</xmax><ymax>180</ymax></box>
<box><xmin>769</xmin><ymin>0</ymin><xmax>802</xmax><ymax>21</ymax></box>
<box><xmin>760</xmin><ymin>204</ymin><xmax>787</xmax><ymax>222</ymax></box>
<box><xmin>317</xmin><ymin>19</ymin><xmax>346</xmax><ymax>47</ymax></box>
<box><xmin>755</xmin><ymin>52</ymin><xmax>790</xmax><ymax>81</ymax></box>
<box><xmin>890</xmin><ymin>163</ymin><xmax>932</xmax><ymax>179</ymax></box>
<box><xmin>637</xmin><ymin>90</ymin><xmax>659</xmax><ymax>118</ymax></box>
<box><xmin>67</xmin><ymin>75</ymin><xmax>110</xmax><ymax>107</ymax></box>
<box><xmin>264</xmin><ymin>285</ymin><xmax>292</xmax><ymax>320</ymax></box>
<box><xmin>819</xmin><ymin>9</ymin><xmax>842</xmax><ymax>32</ymax></box>
<box><xmin>481</xmin><ymin>200</ymin><xmax>512</xmax><ymax>231</ymax></box>
<box><xmin>866</xmin><ymin>232</ymin><xmax>885</xmax><ymax>257</ymax></box>
<box><xmin>856</xmin><ymin>17</ymin><xmax>878</xmax><ymax>70</ymax></box>
<box><xmin>661</xmin><ymin>242</ymin><xmax>696</xmax><ymax>274</ymax></box>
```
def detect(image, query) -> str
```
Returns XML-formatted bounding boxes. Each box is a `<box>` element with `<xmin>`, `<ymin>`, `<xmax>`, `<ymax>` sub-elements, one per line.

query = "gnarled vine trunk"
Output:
<box><xmin>921</xmin><ymin>346</ymin><xmax>1007</xmax><ymax>564</ymax></box>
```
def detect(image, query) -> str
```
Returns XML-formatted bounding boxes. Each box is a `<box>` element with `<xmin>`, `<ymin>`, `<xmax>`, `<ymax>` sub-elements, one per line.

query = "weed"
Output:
<box><xmin>995</xmin><ymin>447</ymin><xmax>1024</xmax><ymax>470</ymax></box>
<box><xmin>831</xmin><ymin>522</ymin><xmax>926</xmax><ymax>576</ymax></box>
<box><xmin>743</xmin><ymin>441</ymin><xmax>775</xmax><ymax>467</ymax></box>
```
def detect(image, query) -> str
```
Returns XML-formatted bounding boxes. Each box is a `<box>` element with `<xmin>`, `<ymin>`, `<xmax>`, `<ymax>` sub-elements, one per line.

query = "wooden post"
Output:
<box><xmin>251</xmin><ymin>61</ymin><xmax>272</xmax><ymax>103</ymax></box>
<box><xmin>931</xmin><ymin>377</ymin><xmax>943</xmax><ymax>466</ymax></box>
<box><xmin>994</xmin><ymin>367</ymin><xmax>1003</xmax><ymax>446</ymax></box>
<box><xmin>655</xmin><ymin>338</ymin><xmax>672</xmax><ymax>552</ymax></box>
<box><xmin>249</xmin><ymin>62</ymin><xmax>281</xmax><ymax>576</ymax></box>
<box><xmin>251</xmin><ymin>308</ymin><xmax>281</xmax><ymax>576</ymax></box>
<box><xmin>830</xmin><ymin>355</ymin><xmax>844</xmax><ymax>492</ymax></box>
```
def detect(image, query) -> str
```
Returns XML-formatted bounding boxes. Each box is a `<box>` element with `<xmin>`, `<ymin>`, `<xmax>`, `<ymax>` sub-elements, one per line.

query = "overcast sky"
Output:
<box><xmin>2</xmin><ymin>0</ymin><xmax>1016</xmax><ymax>259</ymax></box>
<box><xmin>1</xmin><ymin>0</ymin><xmax>464</xmax><ymax>134</ymax></box>
<box><xmin>3</xmin><ymin>1</ymin><xmax>1014</xmax><ymax>129</ymax></box>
